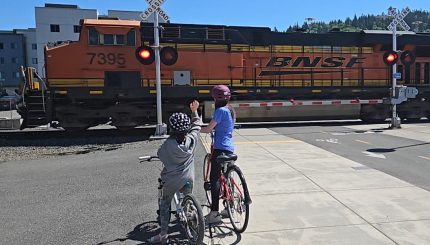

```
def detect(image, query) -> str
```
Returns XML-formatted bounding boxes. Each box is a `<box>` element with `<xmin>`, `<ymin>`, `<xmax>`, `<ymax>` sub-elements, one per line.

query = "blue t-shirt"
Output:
<box><xmin>213</xmin><ymin>106</ymin><xmax>234</xmax><ymax>152</ymax></box>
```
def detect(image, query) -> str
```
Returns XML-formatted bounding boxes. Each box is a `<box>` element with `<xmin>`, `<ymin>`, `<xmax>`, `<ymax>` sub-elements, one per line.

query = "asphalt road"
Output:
<box><xmin>0</xmin><ymin>137</ymin><xmax>207</xmax><ymax>245</ymax></box>
<box><xmin>271</xmin><ymin>122</ymin><xmax>430</xmax><ymax>192</ymax></box>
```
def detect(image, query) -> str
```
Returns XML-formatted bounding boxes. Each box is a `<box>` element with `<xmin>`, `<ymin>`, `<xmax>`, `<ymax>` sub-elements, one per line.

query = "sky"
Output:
<box><xmin>0</xmin><ymin>0</ymin><xmax>429</xmax><ymax>31</ymax></box>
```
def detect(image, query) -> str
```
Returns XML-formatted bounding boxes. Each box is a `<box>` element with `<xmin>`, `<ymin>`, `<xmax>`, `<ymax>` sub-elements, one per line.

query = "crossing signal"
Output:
<box><xmin>160</xmin><ymin>46</ymin><xmax>178</xmax><ymax>66</ymax></box>
<box><xmin>400</xmin><ymin>50</ymin><xmax>416</xmax><ymax>66</ymax></box>
<box><xmin>135</xmin><ymin>46</ymin><xmax>178</xmax><ymax>66</ymax></box>
<box><xmin>135</xmin><ymin>46</ymin><xmax>155</xmax><ymax>65</ymax></box>
<box><xmin>383</xmin><ymin>51</ymin><xmax>398</xmax><ymax>66</ymax></box>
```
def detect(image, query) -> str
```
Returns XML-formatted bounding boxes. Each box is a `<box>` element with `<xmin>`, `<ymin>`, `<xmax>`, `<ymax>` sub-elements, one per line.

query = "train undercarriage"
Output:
<box><xmin>16</xmin><ymin>69</ymin><xmax>430</xmax><ymax>131</ymax></box>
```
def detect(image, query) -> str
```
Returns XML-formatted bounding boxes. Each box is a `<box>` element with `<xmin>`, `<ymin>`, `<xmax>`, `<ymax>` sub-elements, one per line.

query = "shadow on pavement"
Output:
<box><xmin>95</xmin><ymin>219</ymin><xmax>190</xmax><ymax>245</ymax></box>
<box><xmin>95</xmin><ymin>219</ymin><xmax>243</xmax><ymax>245</ymax></box>
<box><xmin>367</xmin><ymin>142</ymin><xmax>430</xmax><ymax>153</ymax></box>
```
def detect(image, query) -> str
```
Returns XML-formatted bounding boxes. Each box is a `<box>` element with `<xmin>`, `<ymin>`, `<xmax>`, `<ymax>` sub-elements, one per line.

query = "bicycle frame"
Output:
<box><xmin>141</xmin><ymin>155</ymin><xmax>205</xmax><ymax>243</ymax></box>
<box><xmin>203</xmin><ymin>133</ymin><xmax>245</xmax><ymax>203</ymax></box>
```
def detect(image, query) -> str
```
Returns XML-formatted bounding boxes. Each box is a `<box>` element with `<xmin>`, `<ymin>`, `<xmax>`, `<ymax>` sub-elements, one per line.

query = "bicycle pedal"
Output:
<box><xmin>204</xmin><ymin>181</ymin><xmax>211</xmax><ymax>191</ymax></box>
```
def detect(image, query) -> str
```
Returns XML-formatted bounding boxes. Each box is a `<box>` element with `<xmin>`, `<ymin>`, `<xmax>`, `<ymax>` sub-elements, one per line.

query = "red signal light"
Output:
<box><xmin>386</xmin><ymin>54</ymin><xmax>396</xmax><ymax>62</ymax></box>
<box><xmin>400</xmin><ymin>50</ymin><xmax>416</xmax><ymax>65</ymax></box>
<box><xmin>160</xmin><ymin>46</ymin><xmax>178</xmax><ymax>66</ymax></box>
<box><xmin>135</xmin><ymin>46</ymin><xmax>155</xmax><ymax>65</ymax></box>
<box><xmin>383</xmin><ymin>51</ymin><xmax>399</xmax><ymax>66</ymax></box>
<box><xmin>139</xmin><ymin>49</ymin><xmax>151</xmax><ymax>59</ymax></box>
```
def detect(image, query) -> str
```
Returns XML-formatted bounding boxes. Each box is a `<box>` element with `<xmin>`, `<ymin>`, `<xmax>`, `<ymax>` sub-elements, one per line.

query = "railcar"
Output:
<box><xmin>17</xmin><ymin>19</ymin><xmax>430</xmax><ymax>130</ymax></box>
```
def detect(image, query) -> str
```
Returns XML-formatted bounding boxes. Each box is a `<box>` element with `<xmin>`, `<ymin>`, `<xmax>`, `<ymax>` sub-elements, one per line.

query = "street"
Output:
<box><xmin>1</xmin><ymin>121</ymin><xmax>430</xmax><ymax>244</ymax></box>
<box><xmin>271</xmin><ymin>122</ymin><xmax>430</xmax><ymax>191</ymax></box>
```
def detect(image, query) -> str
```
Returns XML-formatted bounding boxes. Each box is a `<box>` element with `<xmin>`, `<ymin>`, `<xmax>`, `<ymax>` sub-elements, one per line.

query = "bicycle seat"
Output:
<box><xmin>215</xmin><ymin>153</ymin><xmax>238</xmax><ymax>164</ymax></box>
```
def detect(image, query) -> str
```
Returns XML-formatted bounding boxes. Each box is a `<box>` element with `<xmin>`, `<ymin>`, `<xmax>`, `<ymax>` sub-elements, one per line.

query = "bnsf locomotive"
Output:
<box><xmin>17</xmin><ymin>19</ymin><xmax>430</xmax><ymax>130</ymax></box>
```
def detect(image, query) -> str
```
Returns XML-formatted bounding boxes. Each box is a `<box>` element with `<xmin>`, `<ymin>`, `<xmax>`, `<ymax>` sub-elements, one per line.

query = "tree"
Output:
<box><xmin>285</xmin><ymin>9</ymin><xmax>430</xmax><ymax>33</ymax></box>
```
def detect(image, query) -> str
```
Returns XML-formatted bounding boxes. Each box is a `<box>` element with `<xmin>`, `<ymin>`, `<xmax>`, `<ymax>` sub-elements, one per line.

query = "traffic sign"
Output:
<box><xmin>387</xmin><ymin>6</ymin><xmax>410</xmax><ymax>31</ymax></box>
<box><xmin>387</xmin><ymin>6</ymin><xmax>410</xmax><ymax>129</ymax></box>
<box><xmin>140</xmin><ymin>0</ymin><xmax>170</xmax><ymax>22</ymax></box>
<box><xmin>393</xmin><ymin>72</ymin><xmax>401</xmax><ymax>79</ymax></box>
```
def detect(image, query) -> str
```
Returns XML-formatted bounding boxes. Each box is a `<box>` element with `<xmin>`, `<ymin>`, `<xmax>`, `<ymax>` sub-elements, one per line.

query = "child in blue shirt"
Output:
<box><xmin>201</xmin><ymin>85</ymin><xmax>236</xmax><ymax>224</ymax></box>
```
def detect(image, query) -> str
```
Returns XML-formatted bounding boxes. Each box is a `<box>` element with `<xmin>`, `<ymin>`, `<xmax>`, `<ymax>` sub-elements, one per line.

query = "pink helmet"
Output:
<box><xmin>212</xmin><ymin>85</ymin><xmax>231</xmax><ymax>101</ymax></box>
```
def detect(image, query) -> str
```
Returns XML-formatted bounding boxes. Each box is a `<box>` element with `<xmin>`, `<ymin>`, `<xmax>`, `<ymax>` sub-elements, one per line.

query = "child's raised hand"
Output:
<box><xmin>190</xmin><ymin>100</ymin><xmax>199</xmax><ymax>112</ymax></box>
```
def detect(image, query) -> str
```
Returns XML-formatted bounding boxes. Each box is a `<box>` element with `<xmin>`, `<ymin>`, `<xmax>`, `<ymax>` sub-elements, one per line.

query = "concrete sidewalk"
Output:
<box><xmin>201</xmin><ymin>128</ymin><xmax>430</xmax><ymax>245</ymax></box>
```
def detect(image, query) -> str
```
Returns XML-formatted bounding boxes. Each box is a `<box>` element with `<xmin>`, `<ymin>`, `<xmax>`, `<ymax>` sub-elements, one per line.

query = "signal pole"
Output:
<box><xmin>387</xmin><ymin>6</ymin><xmax>410</xmax><ymax>129</ymax></box>
<box><xmin>391</xmin><ymin>22</ymin><xmax>399</xmax><ymax>128</ymax></box>
<box><xmin>153</xmin><ymin>11</ymin><xmax>166</xmax><ymax>136</ymax></box>
<box><xmin>140</xmin><ymin>0</ymin><xmax>170</xmax><ymax>136</ymax></box>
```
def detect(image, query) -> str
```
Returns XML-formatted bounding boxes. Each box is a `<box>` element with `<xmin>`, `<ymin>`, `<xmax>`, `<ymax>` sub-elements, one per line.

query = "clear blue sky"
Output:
<box><xmin>0</xmin><ymin>0</ymin><xmax>429</xmax><ymax>31</ymax></box>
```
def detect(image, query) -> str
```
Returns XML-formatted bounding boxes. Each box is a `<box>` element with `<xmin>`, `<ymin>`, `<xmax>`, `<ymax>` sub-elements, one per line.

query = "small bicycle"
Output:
<box><xmin>139</xmin><ymin>156</ymin><xmax>205</xmax><ymax>244</ymax></box>
<box><xmin>203</xmin><ymin>132</ymin><xmax>251</xmax><ymax>233</ymax></box>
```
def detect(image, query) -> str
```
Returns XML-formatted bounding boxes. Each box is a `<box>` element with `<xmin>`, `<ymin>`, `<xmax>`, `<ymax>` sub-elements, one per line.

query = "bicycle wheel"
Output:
<box><xmin>225</xmin><ymin>165</ymin><xmax>250</xmax><ymax>233</ymax></box>
<box><xmin>203</xmin><ymin>153</ymin><xmax>212</xmax><ymax>205</ymax></box>
<box><xmin>181</xmin><ymin>194</ymin><xmax>205</xmax><ymax>244</ymax></box>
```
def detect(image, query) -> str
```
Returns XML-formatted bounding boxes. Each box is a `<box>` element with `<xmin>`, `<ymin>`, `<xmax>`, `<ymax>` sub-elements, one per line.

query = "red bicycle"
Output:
<box><xmin>203</xmin><ymin>132</ymin><xmax>250</xmax><ymax>233</ymax></box>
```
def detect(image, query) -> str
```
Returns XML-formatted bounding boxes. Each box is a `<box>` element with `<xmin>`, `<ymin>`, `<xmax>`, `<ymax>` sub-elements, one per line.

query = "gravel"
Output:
<box><xmin>0</xmin><ymin>128</ymin><xmax>161</xmax><ymax>162</ymax></box>
<box><xmin>0</xmin><ymin>140</ymin><xmax>161</xmax><ymax>162</ymax></box>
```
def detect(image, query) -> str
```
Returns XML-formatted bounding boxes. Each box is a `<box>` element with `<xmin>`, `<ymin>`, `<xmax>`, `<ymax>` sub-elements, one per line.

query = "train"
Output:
<box><xmin>16</xmin><ymin>19</ymin><xmax>430</xmax><ymax>131</ymax></box>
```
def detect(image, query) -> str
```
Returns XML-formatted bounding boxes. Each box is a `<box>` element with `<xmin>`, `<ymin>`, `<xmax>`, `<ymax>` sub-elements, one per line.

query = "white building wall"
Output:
<box><xmin>15</xmin><ymin>28</ymin><xmax>37</xmax><ymax>69</ymax></box>
<box><xmin>35</xmin><ymin>5</ymin><xmax>97</xmax><ymax>77</ymax></box>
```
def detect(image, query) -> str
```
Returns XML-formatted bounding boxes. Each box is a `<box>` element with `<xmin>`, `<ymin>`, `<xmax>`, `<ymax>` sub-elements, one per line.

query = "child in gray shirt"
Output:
<box><xmin>149</xmin><ymin>100</ymin><xmax>201</xmax><ymax>243</ymax></box>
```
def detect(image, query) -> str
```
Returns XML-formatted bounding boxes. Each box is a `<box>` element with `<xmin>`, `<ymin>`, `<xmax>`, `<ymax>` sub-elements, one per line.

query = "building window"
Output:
<box><xmin>0</xmin><ymin>43</ymin><xmax>3</xmax><ymax>49</ymax></box>
<box><xmin>11</xmin><ymin>42</ymin><xmax>17</xmax><ymax>49</ymax></box>
<box><xmin>32</xmin><ymin>43</ymin><xmax>37</xmax><ymax>50</ymax></box>
<box><xmin>74</xmin><ymin>25</ymin><xmax>81</xmax><ymax>33</ymax></box>
<box><xmin>0</xmin><ymin>72</ymin><xmax>3</xmax><ymax>80</ymax></box>
<box><xmin>13</xmin><ymin>72</ymin><xmax>20</xmax><ymax>78</ymax></box>
<box><xmin>50</xmin><ymin>24</ymin><xmax>60</xmax><ymax>32</ymax></box>
<box><xmin>11</xmin><ymin>57</ymin><xmax>18</xmax><ymax>64</ymax></box>
<box><xmin>0</xmin><ymin>57</ymin><xmax>4</xmax><ymax>64</ymax></box>
<box><xmin>32</xmin><ymin>58</ymin><xmax>38</xmax><ymax>64</ymax></box>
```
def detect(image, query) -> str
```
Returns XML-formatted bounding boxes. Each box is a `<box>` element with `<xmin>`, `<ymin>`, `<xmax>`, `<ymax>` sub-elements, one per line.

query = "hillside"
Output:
<box><xmin>284</xmin><ymin>10</ymin><xmax>430</xmax><ymax>33</ymax></box>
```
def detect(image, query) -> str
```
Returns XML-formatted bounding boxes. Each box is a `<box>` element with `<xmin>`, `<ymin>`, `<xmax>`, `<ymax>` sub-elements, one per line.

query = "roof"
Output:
<box><xmin>361</xmin><ymin>30</ymin><xmax>416</xmax><ymax>35</ymax></box>
<box><xmin>83</xmin><ymin>19</ymin><xmax>140</xmax><ymax>27</ymax></box>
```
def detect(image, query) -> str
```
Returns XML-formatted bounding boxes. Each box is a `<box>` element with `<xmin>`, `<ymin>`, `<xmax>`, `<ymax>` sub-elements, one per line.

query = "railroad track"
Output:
<box><xmin>1</xmin><ymin>119</ymin><xmax>428</xmax><ymax>140</ymax></box>
<box><xmin>0</xmin><ymin>127</ymin><xmax>156</xmax><ymax>147</ymax></box>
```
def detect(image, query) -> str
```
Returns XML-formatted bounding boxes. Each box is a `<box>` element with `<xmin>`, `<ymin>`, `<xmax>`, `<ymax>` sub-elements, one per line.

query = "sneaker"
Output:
<box><xmin>148</xmin><ymin>233</ymin><xmax>168</xmax><ymax>244</ymax></box>
<box><xmin>205</xmin><ymin>211</ymin><xmax>222</xmax><ymax>224</ymax></box>
<box><xmin>220</xmin><ymin>208</ymin><xmax>229</xmax><ymax>219</ymax></box>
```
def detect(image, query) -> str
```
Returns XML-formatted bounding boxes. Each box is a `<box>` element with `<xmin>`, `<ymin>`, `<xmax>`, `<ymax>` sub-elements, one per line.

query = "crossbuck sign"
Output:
<box><xmin>386</xmin><ymin>6</ymin><xmax>411</xmax><ymax>129</ymax></box>
<box><xmin>387</xmin><ymin>6</ymin><xmax>410</xmax><ymax>31</ymax></box>
<box><xmin>140</xmin><ymin>0</ymin><xmax>170</xmax><ymax>22</ymax></box>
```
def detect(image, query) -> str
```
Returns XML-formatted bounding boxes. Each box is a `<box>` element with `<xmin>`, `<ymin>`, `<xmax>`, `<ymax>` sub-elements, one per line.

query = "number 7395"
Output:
<box><xmin>87</xmin><ymin>53</ymin><xmax>126</xmax><ymax>65</ymax></box>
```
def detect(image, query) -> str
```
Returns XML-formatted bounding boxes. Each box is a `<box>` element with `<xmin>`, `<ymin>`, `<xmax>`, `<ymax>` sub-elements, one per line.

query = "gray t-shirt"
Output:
<box><xmin>157</xmin><ymin>111</ymin><xmax>202</xmax><ymax>196</ymax></box>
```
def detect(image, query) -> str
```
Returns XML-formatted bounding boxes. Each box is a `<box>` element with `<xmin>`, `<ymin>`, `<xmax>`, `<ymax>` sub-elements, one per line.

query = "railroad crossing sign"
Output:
<box><xmin>140</xmin><ymin>0</ymin><xmax>170</xmax><ymax>22</ymax></box>
<box><xmin>387</xmin><ymin>6</ymin><xmax>410</xmax><ymax>31</ymax></box>
<box><xmin>386</xmin><ymin>6</ymin><xmax>411</xmax><ymax>129</ymax></box>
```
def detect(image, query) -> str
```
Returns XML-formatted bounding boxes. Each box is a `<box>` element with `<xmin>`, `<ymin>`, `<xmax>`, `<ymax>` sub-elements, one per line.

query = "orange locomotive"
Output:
<box><xmin>18</xmin><ymin>19</ymin><xmax>430</xmax><ymax>130</ymax></box>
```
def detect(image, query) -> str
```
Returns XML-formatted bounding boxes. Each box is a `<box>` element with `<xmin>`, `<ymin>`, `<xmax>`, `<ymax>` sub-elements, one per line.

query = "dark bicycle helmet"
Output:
<box><xmin>212</xmin><ymin>85</ymin><xmax>231</xmax><ymax>102</ymax></box>
<box><xmin>168</xmin><ymin>112</ymin><xmax>191</xmax><ymax>133</ymax></box>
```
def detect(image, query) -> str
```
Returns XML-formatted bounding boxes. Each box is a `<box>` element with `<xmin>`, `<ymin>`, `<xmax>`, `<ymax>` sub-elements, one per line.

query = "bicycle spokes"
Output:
<box><xmin>181</xmin><ymin>195</ymin><xmax>204</xmax><ymax>244</ymax></box>
<box><xmin>226</xmin><ymin>166</ymin><xmax>250</xmax><ymax>233</ymax></box>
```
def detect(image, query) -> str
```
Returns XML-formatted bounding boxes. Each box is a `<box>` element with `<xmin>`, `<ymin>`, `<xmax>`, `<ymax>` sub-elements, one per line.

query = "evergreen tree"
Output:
<box><xmin>286</xmin><ymin>9</ymin><xmax>430</xmax><ymax>33</ymax></box>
